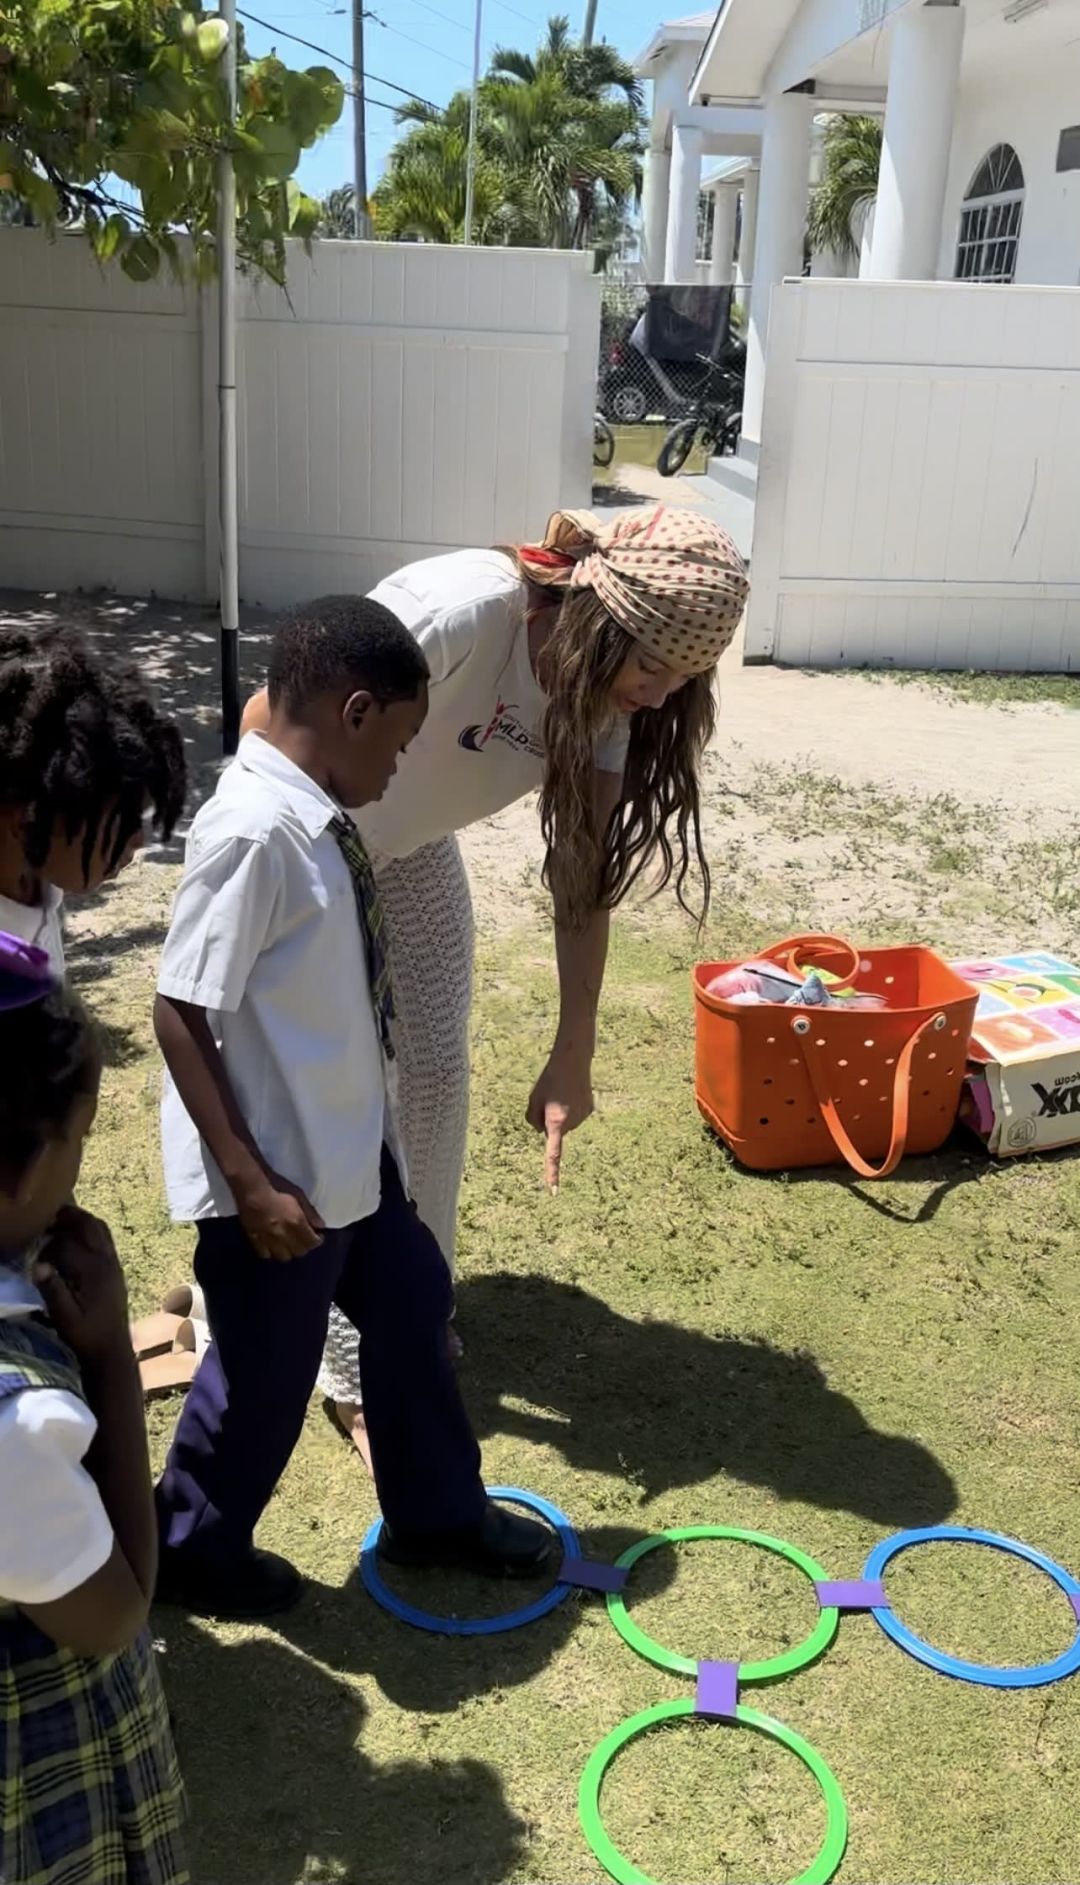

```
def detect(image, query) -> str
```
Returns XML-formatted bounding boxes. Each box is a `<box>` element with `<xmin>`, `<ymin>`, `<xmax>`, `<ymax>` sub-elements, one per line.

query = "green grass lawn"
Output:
<box><xmin>593</xmin><ymin>421</ymin><xmax>709</xmax><ymax>489</ymax></box>
<box><xmin>68</xmin><ymin>786</ymin><xmax>1080</xmax><ymax>1885</ymax></box>
<box><xmin>858</xmin><ymin>669</ymin><xmax>1079</xmax><ymax>711</ymax></box>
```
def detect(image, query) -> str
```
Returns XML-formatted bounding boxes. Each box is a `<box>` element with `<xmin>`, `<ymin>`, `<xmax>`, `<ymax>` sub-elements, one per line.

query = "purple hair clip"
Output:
<box><xmin>0</xmin><ymin>931</ymin><xmax>55</xmax><ymax>1013</ymax></box>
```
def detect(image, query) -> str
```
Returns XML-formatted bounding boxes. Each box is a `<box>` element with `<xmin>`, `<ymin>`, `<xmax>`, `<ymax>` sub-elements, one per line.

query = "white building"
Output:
<box><xmin>638</xmin><ymin>0</ymin><xmax>1080</xmax><ymax>672</ymax></box>
<box><xmin>643</xmin><ymin>0</ymin><xmax>1080</xmax><ymax>443</ymax></box>
<box><xmin>634</xmin><ymin>13</ymin><xmax>763</xmax><ymax>289</ymax></box>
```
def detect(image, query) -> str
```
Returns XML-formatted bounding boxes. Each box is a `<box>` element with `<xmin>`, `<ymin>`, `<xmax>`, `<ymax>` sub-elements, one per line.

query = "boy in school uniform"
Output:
<box><xmin>152</xmin><ymin>596</ymin><xmax>550</xmax><ymax>1618</ymax></box>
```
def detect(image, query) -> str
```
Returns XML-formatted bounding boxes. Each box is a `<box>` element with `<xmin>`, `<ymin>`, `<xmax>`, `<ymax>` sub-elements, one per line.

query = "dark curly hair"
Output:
<box><xmin>0</xmin><ymin>623</ymin><xmax>187</xmax><ymax>880</ymax></box>
<box><xmin>0</xmin><ymin>983</ymin><xmax>100</xmax><ymax>1189</ymax></box>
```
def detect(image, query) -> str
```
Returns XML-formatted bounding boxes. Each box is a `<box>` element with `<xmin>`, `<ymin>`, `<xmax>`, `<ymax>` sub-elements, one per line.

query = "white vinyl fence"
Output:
<box><xmin>0</xmin><ymin>230</ymin><xmax>600</xmax><ymax>608</ymax></box>
<box><xmin>747</xmin><ymin>279</ymin><xmax>1080</xmax><ymax>671</ymax></box>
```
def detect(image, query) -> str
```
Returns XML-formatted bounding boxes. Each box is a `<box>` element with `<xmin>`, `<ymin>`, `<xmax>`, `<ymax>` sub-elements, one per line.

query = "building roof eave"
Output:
<box><xmin>689</xmin><ymin>0</ymin><xmax>804</xmax><ymax>105</ymax></box>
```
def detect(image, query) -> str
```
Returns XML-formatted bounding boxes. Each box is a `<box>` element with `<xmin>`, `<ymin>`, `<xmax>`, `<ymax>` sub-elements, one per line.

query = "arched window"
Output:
<box><xmin>954</xmin><ymin>144</ymin><xmax>1025</xmax><ymax>283</ymax></box>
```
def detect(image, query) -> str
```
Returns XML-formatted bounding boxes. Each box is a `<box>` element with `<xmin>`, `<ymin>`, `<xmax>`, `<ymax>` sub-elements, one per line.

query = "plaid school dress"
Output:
<box><xmin>0</xmin><ymin>1315</ymin><xmax>188</xmax><ymax>1885</ymax></box>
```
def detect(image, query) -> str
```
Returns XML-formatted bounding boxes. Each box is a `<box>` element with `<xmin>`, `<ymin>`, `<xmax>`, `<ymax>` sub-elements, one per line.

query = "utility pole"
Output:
<box><xmin>352</xmin><ymin>0</ymin><xmax>372</xmax><ymax>239</ymax></box>
<box><xmin>464</xmin><ymin>0</ymin><xmax>483</xmax><ymax>244</ymax></box>
<box><xmin>218</xmin><ymin>0</ymin><xmax>239</xmax><ymax>754</ymax></box>
<box><xmin>582</xmin><ymin>0</ymin><xmax>598</xmax><ymax>46</ymax></box>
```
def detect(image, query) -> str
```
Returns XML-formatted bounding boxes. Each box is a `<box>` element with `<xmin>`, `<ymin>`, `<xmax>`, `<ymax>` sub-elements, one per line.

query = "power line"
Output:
<box><xmin>356</xmin><ymin>90</ymin><xmax>408</xmax><ymax>112</ymax></box>
<box><xmin>392</xmin><ymin>0</ymin><xmax>472</xmax><ymax>34</ymax></box>
<box><xmin>490</xmin><ymin>0</ymin><xmax>544</xmax><ymax>24</ymax></box>
<box><xmin>368</xmin><ymin>15</ymin><xmax>472</xmax><ymax>69</ymax></box>
<box><xmin>236</xmin><ymin>7</ymin><xmax>441</xmax><ymax>109</ymax></box>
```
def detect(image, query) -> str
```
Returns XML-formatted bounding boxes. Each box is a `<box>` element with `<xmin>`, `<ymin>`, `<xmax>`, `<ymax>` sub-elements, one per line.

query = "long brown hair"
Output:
<box><xmin>528</xmin><ymin>581</ymin><xmax>717</xmax><ymax>930</ymax></box>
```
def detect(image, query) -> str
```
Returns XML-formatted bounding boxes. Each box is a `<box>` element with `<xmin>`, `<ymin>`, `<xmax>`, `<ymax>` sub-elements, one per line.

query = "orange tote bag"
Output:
<box><xmin>693</xmin><ymin>934</ymin><xmax>978</xmax><ymax>1178</ymax></box>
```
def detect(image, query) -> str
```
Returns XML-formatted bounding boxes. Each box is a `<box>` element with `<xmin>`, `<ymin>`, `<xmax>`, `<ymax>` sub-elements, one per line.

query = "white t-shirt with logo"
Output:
<box><xmin>357</xmin><ymin>549</ymin><xmax>630</xmax><ymax>859</ymax></box>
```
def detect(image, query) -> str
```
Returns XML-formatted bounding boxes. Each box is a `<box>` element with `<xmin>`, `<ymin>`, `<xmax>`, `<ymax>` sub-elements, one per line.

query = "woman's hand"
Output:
<box><xmin>35</xmin><ymin>1207</ymin><xmax>130</xmax><ymax>1366</ymax></box>
<box><xmin>526</xmin><ymin>1048</ymin><xmax>595</xmax><ymax>1192</ymax></box>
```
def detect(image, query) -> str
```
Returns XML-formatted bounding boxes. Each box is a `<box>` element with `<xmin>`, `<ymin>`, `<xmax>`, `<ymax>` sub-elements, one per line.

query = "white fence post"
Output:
<box><xmin>199</xmin><ymin>285</ymin><xmax>220</xmax><ymax>605</ymax></box>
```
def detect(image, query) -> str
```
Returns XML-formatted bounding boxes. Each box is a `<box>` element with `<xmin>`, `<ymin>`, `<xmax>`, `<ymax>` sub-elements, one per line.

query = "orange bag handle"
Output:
<box><xmin>792</xmin><ymin>1010</ymin><xmax>947</xmax><ymax>1181</ymax></box>
<box><xmin>760</xmin><ymin>933</ymin><xmax>861</xmax><ymax>994</ymax></box>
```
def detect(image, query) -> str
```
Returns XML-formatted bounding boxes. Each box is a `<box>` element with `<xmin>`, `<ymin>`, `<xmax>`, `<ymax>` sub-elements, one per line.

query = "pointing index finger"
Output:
<box><xmin>545</xmin><ymin>1118</ymin><xmax>563</xmax><ymax>1195</ymax></box>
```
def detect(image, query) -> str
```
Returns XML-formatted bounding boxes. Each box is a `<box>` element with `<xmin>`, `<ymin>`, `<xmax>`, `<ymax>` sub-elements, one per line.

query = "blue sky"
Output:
<box><xmin>237</xmin><ymin>0</ymin><xmax>666</xmax><ymax>198</ymax></box>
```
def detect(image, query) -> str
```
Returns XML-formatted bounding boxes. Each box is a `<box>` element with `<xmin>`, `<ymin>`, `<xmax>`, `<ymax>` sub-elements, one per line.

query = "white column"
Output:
<box><xmin>857</xmin><ymin>200</ymin><xmax>876</xmax><ymax>278</ymax></box>
<box><xmin>641</xmin><ymin>146</ymin><xmax>671</xmax><ymax>283</ymax></box>
<box><xmin>665</xmin><ymin>124</ymin><xmax>703</xmax><ymax>284</ymax></box>
<box><xmin>742</xmin><ymin>92</ymin><xmax>813</xmax><ymax>448</ymax></box>
<box><xmin>867</xmin><ymin>0</ymin><xmax>965</xmax><ymax>281</ymax></box>
<box><xmin>735</xmin><ymin>166</ymin><xmax>759</xmax><ymax>299</ymax></box>
<box><xmin>708</xmin><ymin>186</ymin><xmax>738</xmax><ymax>287</ymax></box>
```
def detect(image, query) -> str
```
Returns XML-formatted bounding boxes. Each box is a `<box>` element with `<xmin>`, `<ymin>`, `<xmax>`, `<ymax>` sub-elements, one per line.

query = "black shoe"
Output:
<box><xmin>379</xmin><ymin>1500</ymin><xmax>552</xmax><ymax>1580</ymax></box>
<box><xmin>155</xmin><ymin>1545</ymin><xmax>304</xmax><ymax>1620</ymax></box>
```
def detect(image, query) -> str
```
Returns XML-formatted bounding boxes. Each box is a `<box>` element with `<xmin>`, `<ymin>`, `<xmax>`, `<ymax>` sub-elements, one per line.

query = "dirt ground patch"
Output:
<box><xmin>7</xmin><ymin>588</ymin><xmax>1073</xmax><ymax>955</ymax></box>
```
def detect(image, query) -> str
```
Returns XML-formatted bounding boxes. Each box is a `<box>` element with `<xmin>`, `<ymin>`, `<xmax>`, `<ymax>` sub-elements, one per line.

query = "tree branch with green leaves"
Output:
<box><xmin>0</xmin><ymin>0</ymin><xmax>344</xmax><ymax>283</ymax></box>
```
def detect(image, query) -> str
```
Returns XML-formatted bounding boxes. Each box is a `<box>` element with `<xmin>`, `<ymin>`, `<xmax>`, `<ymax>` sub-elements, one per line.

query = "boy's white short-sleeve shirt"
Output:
<box><xmin>158</xmin><ymin>735</ymin><xmax>394</xmax><ymax>1230</ymax></box>
<box><xmin>357</xmin><ymin>548</ymin><xmax>630</xmax><ymax>859</ymax></box>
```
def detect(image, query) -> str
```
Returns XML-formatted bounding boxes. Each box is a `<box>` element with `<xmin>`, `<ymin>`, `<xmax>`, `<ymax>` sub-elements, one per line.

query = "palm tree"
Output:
<box><xmin>374</xmin><ymin>15</ymin><xmax>644</xmax><ymax>254</ymax></box>
<box><xmin>319</xmin><ymin>184</ymin><xmax>358</xmax><ymax>239</ymax></box>
<box><xmin>489</xmin><ymin>14</ymin><xmax>643</xmax><ymax>112</ymax></box>
<box><xmin>807</xmin><ymin>115</ymin><xmax>882</xmax><ymax>261</ymax></box>
<box><xmin>371</xmin><ymin>118</ymin><xmax>507</xmax><ymax>244</ymax></box>
<box><xmin>484</xmin><ymin>18</ymin><xmax>643</xmax><ymax>250</ymax></box>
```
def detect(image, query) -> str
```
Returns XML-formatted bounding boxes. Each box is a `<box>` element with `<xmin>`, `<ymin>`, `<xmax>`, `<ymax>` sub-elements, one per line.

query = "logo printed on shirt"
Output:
<box><xmin>458</xmin><ymin>698</ymin><xmax>542</xmax><ymax>761</ymax></box>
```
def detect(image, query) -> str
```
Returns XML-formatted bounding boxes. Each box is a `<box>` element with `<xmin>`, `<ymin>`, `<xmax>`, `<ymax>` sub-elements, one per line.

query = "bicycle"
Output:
<box><xmin>656</xmin><ymin>353</ymin><xmax>743</xmax><ymax>479</ymax></box>
<box><xmin>593</xmin><ymin>413</ymin><xmax>615</xmax><ymax>470</ymax></box>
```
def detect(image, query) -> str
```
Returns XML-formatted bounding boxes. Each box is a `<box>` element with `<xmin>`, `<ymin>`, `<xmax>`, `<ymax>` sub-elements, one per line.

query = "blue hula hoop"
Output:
<box><xmin>864</xmin><ymin>1525</ymin><xmax>1080</xmax><ymax>1690</ymax></box>
<box><xmin>359</xmin><ymin>1485</ymin><xmax>581</xmax><ymax>1637</ymax></box>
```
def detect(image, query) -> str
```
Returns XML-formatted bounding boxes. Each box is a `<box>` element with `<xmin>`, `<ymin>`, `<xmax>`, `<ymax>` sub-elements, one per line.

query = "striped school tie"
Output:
<box><xmin>330</xmin><ymin>813</ymin><xmax>395</xmax><ymax>1059</ymax></box>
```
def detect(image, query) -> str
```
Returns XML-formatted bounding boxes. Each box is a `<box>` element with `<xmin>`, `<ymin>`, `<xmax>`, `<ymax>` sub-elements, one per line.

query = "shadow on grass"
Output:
<box><xmin>455</xmin><ymin>1274</ymin><xmax>957</xmax><ymax>1527</ymax></box>
<box><xmin>724</xmin><ymin>1131</ymin><xmax>1042</xmax><ymax>1228</ymax></box>
<box><xmin>270</xmin><ymin>1516</ymin><xmax>672</xmax><ymax>1717</ymax></box>
<box><xmin>158</xmin><ymin>1614</ymin><xmax>527</xmax><ymax>1885</ymax></box>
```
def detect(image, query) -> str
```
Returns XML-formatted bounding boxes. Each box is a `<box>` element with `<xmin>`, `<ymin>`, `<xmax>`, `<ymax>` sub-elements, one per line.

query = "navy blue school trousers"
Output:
<box><xmin>156</xmin><ymin>1149</ymin><xmax>486</xmax><ymax>1562</ymax></box>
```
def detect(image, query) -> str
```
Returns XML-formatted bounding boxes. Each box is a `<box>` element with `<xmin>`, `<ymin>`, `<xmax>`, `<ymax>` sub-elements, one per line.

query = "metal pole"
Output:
<box><xmin>219</xmin><ymin>0</ymin><xmax>240</xmax><ymax>755</ymax></box>
<box><xmin>582</xmin><ymin>0</ymin><xmax>598</xmax><ymax>46</ymax></box>
<box><xmin>463</xmin><ymin>0</ymin><xmax>483</xmax><ymax>244</ymax></box>
<box><xmin>352</xmin><ymin>0</ymin><xmax>372</xmax><ymax>239</ymax></box>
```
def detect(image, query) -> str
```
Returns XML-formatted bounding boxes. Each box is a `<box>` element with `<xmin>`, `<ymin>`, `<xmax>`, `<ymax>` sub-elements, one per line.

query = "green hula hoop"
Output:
<box><xmin>578</xmin><ymin>1699</ymin><xmax>849</xmax><ymax>1885</ymax></box>
<box><xmin>607</xmin><ymin>1526</ymin><xmax>839</xmax><ymax>1683</ymax></box>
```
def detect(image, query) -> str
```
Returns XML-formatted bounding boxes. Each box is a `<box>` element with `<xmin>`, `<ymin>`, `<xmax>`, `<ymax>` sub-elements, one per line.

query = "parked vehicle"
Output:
<box><xmin>598</xmin><ymin>287</ymin><xmax>745</xmax><ymax>425</ymax></box>
<box><xmin>657</xmin><ymin>353</ymin><xmax>744</xmax><ymax>477</ymax></box>
<box><xmin>593</xmin><ymin>413</ymin><xmax>615</xmax><ymax>469</ymax></box>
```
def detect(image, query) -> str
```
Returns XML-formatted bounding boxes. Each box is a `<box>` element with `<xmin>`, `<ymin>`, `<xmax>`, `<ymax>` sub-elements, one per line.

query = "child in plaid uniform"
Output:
<box><xmin>0</xmin><ymin>937</ymin><xmax>187</xmax><ymax>1885</ymax></box>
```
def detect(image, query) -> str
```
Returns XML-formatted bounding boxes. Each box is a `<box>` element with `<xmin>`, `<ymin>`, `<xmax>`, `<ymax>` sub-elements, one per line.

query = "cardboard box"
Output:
<box><xmin>952</xmin><ymin>953</ymin><xmax>1080</xmax><ymax>1157</ymax></box>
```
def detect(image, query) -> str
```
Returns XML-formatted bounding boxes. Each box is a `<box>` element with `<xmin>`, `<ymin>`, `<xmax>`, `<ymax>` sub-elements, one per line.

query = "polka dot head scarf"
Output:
<box><xmin>517</xmin><ymin>505</ymin><xmax>749</xmax><ymax>675</ymax></box>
